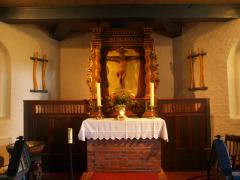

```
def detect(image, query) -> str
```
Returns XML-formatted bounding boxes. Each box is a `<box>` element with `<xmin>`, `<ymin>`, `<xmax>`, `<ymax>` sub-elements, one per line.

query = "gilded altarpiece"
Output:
<box><xmin>87</xmin><ymin>27</ymin><xmax>159</xmax><ymax>116</ymax></box>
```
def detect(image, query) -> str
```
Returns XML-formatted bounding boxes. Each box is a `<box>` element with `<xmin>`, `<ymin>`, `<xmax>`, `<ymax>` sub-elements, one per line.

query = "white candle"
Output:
<box><xmin>150</xmin><ymin>82</ymin><xmax>154</xmax><ymax>107</ymax></box>
<box><xmin>96</xmin><ymin>83</ymin><xmax>102</xmax><ymax>106</ymax></box>
<box><xmin>68</xmin><ymin>128</ymin><xmax>73</xmax><ymax>144</ymax></box>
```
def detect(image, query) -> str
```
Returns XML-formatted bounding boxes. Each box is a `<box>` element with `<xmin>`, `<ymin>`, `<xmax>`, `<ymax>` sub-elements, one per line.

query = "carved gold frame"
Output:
<box><xmin>86</xmin><ymin>27</ymin><xmax>159</xmax><ymax>100</ymax></box>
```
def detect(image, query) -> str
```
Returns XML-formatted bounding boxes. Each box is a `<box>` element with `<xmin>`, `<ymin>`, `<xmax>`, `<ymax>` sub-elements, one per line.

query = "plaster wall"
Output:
<box><xmin>60</xmin><ymin>33</ymin><xmax>91</xmax><ymax>99</ymax></box>
<box><xmin>0</xmin><ymin>22</ymin><xmax>59</xmax><ymax>164</ymax></box>
<box><xmin>59</xmin><ymin>32</ymin><xmax>174</xmax><ymax>99</ymax></box>
<box><xmin>173</xmin><ymin>20</ymin><xmax>240</xmax><ymax>136</ymax></box>
<box><xmin>153</xmin><ymin>32</ymin><xmax>174</xmax><ymax>99</ymax></box>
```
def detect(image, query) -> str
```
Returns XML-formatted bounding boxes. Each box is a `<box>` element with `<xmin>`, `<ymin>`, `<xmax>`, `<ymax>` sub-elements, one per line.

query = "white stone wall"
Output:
<box><xmin>0</xmin><ymin>22</ymin><xmax>59</xmax><ymax>164</ymax></box>
<box><xmin>173</xmin><ymin>20</ymin><xmax>240</xmax><ymax>137</ymax></box>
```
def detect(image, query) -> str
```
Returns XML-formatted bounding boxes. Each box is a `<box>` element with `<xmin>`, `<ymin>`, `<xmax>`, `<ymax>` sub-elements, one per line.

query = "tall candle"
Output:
<box><xmin>96</xmin><ymin>83</ymin><xmax>102</xmax><ymax>106</ymax></box>
<box><xmin>150</xmin><ymin>82</ymin><xmax>154</xmax><ymax>107</ymax></box>
<box><xmin>68</xmin><ymin>128</ymin><xmax>73</xmax><ymax>144</ymax></box>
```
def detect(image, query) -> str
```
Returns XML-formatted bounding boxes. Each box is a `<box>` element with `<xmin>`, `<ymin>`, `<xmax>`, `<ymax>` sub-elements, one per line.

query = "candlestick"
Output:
<box><xmin>68</xmin><ymin>143</ymin><xmax>74</xmax><ymax>180</ymax></box>
<box><xmin>149</xmin><ymin>106</ymin><xmax>156</xmax><ymax>119</ymax></box>
<box><xmin>96</xmin><ymin>83</ymin><xmax>102</xmax><ymax>106</ymax></box>
<box><xmin>96</xmin><ymin>106</ymin><xmax>103</xmax><ymax>120</ymax></box>
<box><xmin>68</xmin><ymin>128</ymin><xmax>73</xmax><ymax>144</ymax></box>
<box><xmin>150</xmin><ymin>82</ymin><xmax>154</xmax><ymax>107</ymax></box>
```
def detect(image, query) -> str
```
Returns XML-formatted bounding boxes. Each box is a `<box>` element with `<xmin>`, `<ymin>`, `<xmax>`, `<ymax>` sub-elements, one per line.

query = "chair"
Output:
<box><xmin>0</xmin><ymin>136</ymin><xmax>31</xmax><ymax>180</ymax></box>
<box><xmin>225</xmin><ymin>134</ymin><xmax>240</xmax><ymax>171</ymax></box>
<box><xmin>208</xmin><ymin>136</ymin><xmax>240</xmax><ymax>180</ymax></box>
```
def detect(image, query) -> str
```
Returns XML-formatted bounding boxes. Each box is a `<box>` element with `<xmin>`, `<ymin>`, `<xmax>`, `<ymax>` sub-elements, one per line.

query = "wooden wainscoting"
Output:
<box><xmin>24</xmin><ymin>98</ymin><xmax>210</xmax><ymax>172</ymax></box>
<box><xmin>158</xmin><ymin>98</ymin><xmax>211</xmax><ymax>171</ymax></box>
<box><xmin>24</xmin><ymin>100</ymin><xmax>90</xmax><ymax>172</ymax></box>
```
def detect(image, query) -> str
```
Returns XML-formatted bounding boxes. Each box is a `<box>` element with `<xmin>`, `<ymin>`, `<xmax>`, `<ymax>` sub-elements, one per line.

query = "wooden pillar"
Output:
<box><xmin>42</xmin><ymin>54</ymin><xmax>47</xmax><ymax>91</ymax></box>
<box><xmin>87</xmin><ymin>27</ymin><xmax>103</xmax><ymax>99</ymax></box>
<box><xmin>33</xmin><ymin>51</ymin><xmax>38</xmax><ymax>91</ymax></box>
<box><xmin>143</xmin><ymin>27</ymin><xmax>154</xmax><ymax>98</ymax></box>
<box><xmin>94</xmin><ymin>46</ymin><xmax>101</xmax><ymax>83</ymax></box>
<box><xmin>144</xmin><ymin>48</ymin><xmax>152</xmax><ymax>97</ymax></box>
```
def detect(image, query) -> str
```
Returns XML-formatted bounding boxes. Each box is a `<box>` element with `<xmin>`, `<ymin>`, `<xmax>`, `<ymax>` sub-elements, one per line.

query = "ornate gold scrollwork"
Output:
<box><xmin>87</xmin><ymin>26</ymin><xmax>159</xmax><ymax>116</ymax></box>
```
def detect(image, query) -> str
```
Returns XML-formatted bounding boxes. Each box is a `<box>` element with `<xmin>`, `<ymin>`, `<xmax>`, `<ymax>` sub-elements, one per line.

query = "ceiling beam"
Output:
<box><xmin>162</xmin><ymin>22</ymin><xmax>182</xmax><ymax>37</ymax></box>
<box><xmin>52</xmin><ymin>23</ymin><xmax>72</xmax><ymax>41</ymax></box>
<box><xmin>0</xmin><ymin>5</ymin><xmax>240</xmax><ymax>23</ymax></box>
<box><xmin>154</xmin><ymin>22</ymin><xmax>182</xmax><ymax>38</ymax></box>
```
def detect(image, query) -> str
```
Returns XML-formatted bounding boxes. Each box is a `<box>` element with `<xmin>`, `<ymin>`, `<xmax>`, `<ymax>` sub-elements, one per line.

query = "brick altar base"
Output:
<box><xmin>87</xmin><ymin>139</ymin><xmax>162</xmax><ymax>172</ymax></box>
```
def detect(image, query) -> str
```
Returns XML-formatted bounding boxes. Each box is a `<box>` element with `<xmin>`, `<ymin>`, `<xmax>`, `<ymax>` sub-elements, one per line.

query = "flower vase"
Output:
<box><xmin>116</xmin><ymin>105</ymin><xmax>127</xmax><ymax>120</ymax></box>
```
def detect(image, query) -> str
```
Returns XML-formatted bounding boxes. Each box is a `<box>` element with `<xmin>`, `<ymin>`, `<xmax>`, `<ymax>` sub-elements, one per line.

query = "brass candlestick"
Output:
<box><xmin>149</xmin><ymin>106</ymin><xmax>156</xmax><ymax>119</ymax></box>
<box><xmin>96</xmin><ymin>106</ymin><xmax>103</xmax><ymax>120</ymax></box>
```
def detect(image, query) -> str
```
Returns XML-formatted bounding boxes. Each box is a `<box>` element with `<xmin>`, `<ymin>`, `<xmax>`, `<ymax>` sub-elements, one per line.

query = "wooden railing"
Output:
<box><xmin>158</xmin><ymin>98</ymin><xmax>209</xmax><ymax>114</ymax></box>
<box><xmin>27</xmin><ymin>100</ymin><xmax>90</xmax><ymax>117</ymax></box>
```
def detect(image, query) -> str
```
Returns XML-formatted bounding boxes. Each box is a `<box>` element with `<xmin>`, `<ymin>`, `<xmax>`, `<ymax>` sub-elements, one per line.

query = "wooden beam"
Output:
<box><xmin>52</xmin><ymin>23</ymin><xmax>72</xmax><ymax>41</ymax></box>
<box><xmin>0</xmin><ymin>7</ymin><xmax>6</xmax><ymax>16</ymax></box>
<box><xmin>162</xmin><ymin>22</ymin><xmax>182</xmax><ymax>37</ymax></box>
<box><xmin>153</xmin><ymin>21</ymin><xmax>182</xmax><ymax>38</ymax></box>
<box><xmin>0</xmin><ymin>5</ymin><xmax>240</xmax><ymax>23</ymax></box>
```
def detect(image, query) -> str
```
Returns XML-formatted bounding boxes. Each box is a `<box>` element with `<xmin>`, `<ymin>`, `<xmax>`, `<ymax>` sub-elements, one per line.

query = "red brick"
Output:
<box><xmin>87</xmin><ymin>139</ymin><xmax>162</xmax><ymax>172</ymax></box>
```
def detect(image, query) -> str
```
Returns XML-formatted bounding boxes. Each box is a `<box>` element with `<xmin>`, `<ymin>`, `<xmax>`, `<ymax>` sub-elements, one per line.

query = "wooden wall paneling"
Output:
<box><xmin>24</xmin><ymin>100</ymin><xmax>89</xmax><ymax>172</ymax></box>
<box><xmin>188</xmin><ymin>116</ymin><xmax>193</xmax><ymax>148</ymax></box>
<box><xmin>158</xmin><ymin>98</ymin><xmax>210</xmax><ymax>171</ymax></box>
<box><xmin>191</xmin><ymin>115</ymin><xmax>203</xmax><ymax>147</ymax></box>
<box><xmin>24</xmin><ymin>99</ymin><xmax>210</xmax><ymax>172</ymax></box>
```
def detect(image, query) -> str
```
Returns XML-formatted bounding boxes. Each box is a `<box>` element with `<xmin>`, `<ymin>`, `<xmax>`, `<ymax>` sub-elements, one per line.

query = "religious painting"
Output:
<box><xmin>106</xmin><ymin>47</ymin><xmax>140</xmax><ymax>96</ymax></box>
<box><xmin>87</xmin><ymin>27</ymin><xmax>159</xmax><ymax>102</ymax></box>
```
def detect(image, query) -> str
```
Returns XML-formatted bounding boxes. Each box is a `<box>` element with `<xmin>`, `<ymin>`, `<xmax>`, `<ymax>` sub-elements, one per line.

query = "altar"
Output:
<box><xmin>78</xmin><ymin>117</ymin><xmax>168</xmax><ymax>172</ymax></box>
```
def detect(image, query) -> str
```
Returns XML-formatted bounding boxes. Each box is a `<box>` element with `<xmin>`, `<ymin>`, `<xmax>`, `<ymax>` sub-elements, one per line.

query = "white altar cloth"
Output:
<box><xmin>78</xmin><ymin>117</ymin><xmax>168</xmax><ymax>141</ymax></box>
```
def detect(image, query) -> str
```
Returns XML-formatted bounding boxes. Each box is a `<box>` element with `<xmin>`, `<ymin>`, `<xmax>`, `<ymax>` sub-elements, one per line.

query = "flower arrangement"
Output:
<box><xmin>110</xmin><ymin>89</ymin><xmax>135</xmax><ymax>108</ymax></box>
<box><xmin>107</xmin><ymin>89</ymin><xmax>135</xmax><ymax>120</ymax></box>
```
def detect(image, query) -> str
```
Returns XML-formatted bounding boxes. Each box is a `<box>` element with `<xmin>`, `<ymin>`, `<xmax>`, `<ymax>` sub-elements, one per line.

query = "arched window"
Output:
<box><xmin>0</xmin><ymin>43</ymin><xmax>10</xmax><ymax>119</ymax></box>
<box><xmin>227</xmin><ymin>41</ymin><xmax>240</xmax><ymax>119</ymax></box>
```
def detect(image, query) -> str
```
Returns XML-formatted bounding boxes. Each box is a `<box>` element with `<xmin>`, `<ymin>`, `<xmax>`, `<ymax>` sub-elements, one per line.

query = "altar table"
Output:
<box><xmin>78</xmin><ymin>118</ymin><xmax>168</xmax><ymax>172</ymax></box>
<box><xmin>78</xmin><ymin>117</ymin><xmax>168</xmax><ymax>141</ymax></box>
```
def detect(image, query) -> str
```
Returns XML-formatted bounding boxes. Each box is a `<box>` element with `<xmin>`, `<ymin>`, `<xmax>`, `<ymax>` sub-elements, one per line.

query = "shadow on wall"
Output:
<box><xmin>172</xmin><ymin>45</ymin><xmax>195</xmax><ymax>99</ymax></box>
<box><xmin>12</xmin><ymin>24</ymin><xmax>58</xmax><ymax>45</ymax></box>
<box><xmin>0</xmin><ymin>42</ymin><xmax>11</xmax><ymax>119</ymax></box>
<box><xmin>60</xmin><ymin>33</ymin><xmax>91</xmax><ymax>48</ymax></box>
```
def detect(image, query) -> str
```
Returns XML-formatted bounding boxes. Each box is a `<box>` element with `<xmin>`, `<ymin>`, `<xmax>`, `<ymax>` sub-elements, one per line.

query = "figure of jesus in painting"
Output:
<box><xmin>106</xmin><ymin>47</ymin><xmax>140</xmax><ymax>95</ymax></box>
<box><xmin>117</xmin><ymin>56</ymin><xmax>127</xmax><ymax>89</ymax></box>
<box><xmin>116</xmin><ymin>47</ymin><xmax>128</xmax><ymax>89</ymax></box>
